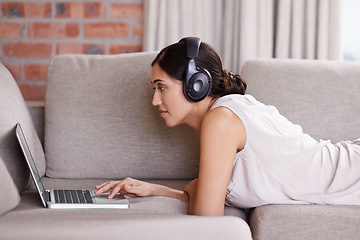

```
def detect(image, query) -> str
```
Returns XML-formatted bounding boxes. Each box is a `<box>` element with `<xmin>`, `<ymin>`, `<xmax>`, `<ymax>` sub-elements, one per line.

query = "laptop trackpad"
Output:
<box><xmin>91</xmin><ymin>190</ymin><xmax>128</xmax><ymax>204</ymax></box>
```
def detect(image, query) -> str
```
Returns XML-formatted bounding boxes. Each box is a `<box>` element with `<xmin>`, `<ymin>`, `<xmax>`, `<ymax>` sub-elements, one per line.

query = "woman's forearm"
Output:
<box><xmin>184</xmin><ymin>179</ymin><xmax>198</xmax><ymax>215</ymax></box>
<box><xmin>151</xmin><ymin>183</ymin><xmax>189</xmax><ymax>202</ymax></box>
<box><xmin>187</xmin><ymin>191</ymin><xmax>196</xmax><ymax>215</ymax></box>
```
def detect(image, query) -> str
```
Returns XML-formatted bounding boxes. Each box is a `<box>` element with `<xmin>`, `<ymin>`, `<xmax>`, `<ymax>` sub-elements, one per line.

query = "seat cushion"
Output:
<box><xmin>2</xmin><ymin>178</ymin><xmax>251</xmax><ymax>240</ymax></box>
<box><xmin>0</xmin><ymin>192</ymin><xmax>251</xmax><ymax>240</ymax></box>
<box><xmin>45</xmin><ymin>53</ymin><xmax>200</xmax><ymax>180</ymax></box>
<box><xmin>250</xmin><ymin>204</ymin><xmax>360</xmax><ymax>240</ymax></box>
<box><xmin>0</xmin><ymin>63</ymin><xmax>46</xmax><ymax>192</ymax></box>
<box><xmin>0</xmin><ymin>157</ymin><xmax>20</xmax><ymax>216</ymax></box>
<box><xmin>37</xmin><ymin>177</ymin><xmax>247</xmax><ymax>220</ymax></box>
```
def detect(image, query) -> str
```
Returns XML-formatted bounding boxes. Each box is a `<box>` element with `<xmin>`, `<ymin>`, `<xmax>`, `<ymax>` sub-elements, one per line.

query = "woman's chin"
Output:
<box><xmin>165</xmin><ymin>122</ymin><xmax>177</xmax><ymax>128</ymax></box>
<box><xmin>164</xmin><ymin>119</ymin><xmax>179</xmax><ymax>128</ymax></box>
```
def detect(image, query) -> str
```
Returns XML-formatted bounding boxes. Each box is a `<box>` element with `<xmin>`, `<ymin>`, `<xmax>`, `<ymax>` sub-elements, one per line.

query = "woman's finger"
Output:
<box><xmin>95</xmin><ymin>181</ymin><xmax>109</xmax><ymax>189</ymax></box>
<box><xmin>95</xmin><ymin>181</ymin><xmax>120</xmax><ymax>194</ymax></box>
<box><xmin>108</xmin><ymin>182</ymin><xmax>125</xmax><ymax>199</ymax></box>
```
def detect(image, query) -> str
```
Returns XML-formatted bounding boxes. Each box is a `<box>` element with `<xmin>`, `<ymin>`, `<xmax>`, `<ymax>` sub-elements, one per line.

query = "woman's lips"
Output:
<box><xmin>159</xmin><ymin>109</ymin><xmax>168</xmax><ymax>117</ymax></box>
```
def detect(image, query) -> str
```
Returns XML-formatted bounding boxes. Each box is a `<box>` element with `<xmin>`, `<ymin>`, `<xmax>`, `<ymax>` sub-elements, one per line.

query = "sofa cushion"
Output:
<box><xmin>0</xmin><ymin>156</ymin><xmax>20</xmax><ymax>216</ymax></box>
<box><xmin>27</xmin><ymin>102</ymin><xmax>45</xmax><ymax>147</ymax></box>
<box><xmin>45</xmin><ymin>53</ymin><xmax>200</xmax><ymax>179</ymax></box>
<box><xmin>0</xmin><ymin>63</ymin><xmax>46</xmax><ymax>192</ymax></box>
<box><xmin>36</xmin><ymin>177</ymin><xmax>248</xmax><ymax>220</ymax></box>
<box><xmin>6</xmin><ymin>177</ymin><xmax>250</xmax><ymax>240</ymax></box>
<box><xmin>250</xmin><ymin>204</ymin><xmax>360</xmax><ymax>240</ymax></box>
<box><xmin>0</xmin><ymin>192</ymin><xmax>252</xmax><ymax>240</ymax></box>
<box><xmin>241</xmin><ymin>59</ymin><xmax>360</xmax><ymax>143</ymax></box>
<box><xmin>13</xmin><ymin>178</ymin><xmax>250</xmax><ymax>239</ymax></box>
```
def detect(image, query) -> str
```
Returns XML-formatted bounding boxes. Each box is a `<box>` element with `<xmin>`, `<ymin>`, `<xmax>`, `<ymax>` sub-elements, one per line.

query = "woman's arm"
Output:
<box><xmin>188</xmin><ymin>106</ymin><xmax>246</xmax><ymax>216</ymax></box>
<box><xmin>95</xmin><ymin>107</ymin><xmax>245</xmax><ymax>215</ymax></box>
<box><xmin>183</xmin><ymin>178</ymin><xmax>199</xmax><ymax>214</ymax></box>
<box><xmin>95</xmin><ymin>177</ymin><xmax>188</xmax><ymax>201</ymax></box>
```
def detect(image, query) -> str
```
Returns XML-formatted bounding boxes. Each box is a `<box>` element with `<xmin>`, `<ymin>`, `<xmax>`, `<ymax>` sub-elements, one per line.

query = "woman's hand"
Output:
<box><xmin>95</xmin><ymin>177</ymin><xmax>188</xmax><ymax>201</ymax></box>
<box><xmin>95</xmin><ymin>177</ymin><xmax>155</xmax><ymax>199</ymax></box>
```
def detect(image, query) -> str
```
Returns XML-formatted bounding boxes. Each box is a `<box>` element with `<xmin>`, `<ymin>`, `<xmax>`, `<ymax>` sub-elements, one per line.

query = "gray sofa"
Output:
<box><xmin>0</xmin><ymin>52</ymin><xmax>359</xmax><ymax>239</ymax></box>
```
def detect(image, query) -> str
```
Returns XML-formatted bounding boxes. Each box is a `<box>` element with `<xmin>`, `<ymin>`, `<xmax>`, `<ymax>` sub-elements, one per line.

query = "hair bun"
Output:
<box><xmin>222</xmin><ymin>70</ymin><xmax>247</xmax><ymax>96</ymax></box>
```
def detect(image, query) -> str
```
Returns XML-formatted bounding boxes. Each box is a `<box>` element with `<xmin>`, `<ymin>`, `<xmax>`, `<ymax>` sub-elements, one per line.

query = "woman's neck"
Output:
<box><xmin>184</xmin><ymin>97</ymin><xmax>217</xmax><ymax>131</ymax></box>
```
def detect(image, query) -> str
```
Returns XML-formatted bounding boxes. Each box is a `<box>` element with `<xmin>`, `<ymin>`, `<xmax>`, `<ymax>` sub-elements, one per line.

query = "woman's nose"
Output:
<box><xmin>152</xmin><ymin>91</ymin><xmax>162</xmax><ymax>106</ymax></box>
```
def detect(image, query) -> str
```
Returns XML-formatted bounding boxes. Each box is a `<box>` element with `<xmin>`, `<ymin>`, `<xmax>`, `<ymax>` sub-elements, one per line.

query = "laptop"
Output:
<box><xmin>15</xmin><ymin>123</ymin><xmax>129</xmax><ymax>209</ymax></box>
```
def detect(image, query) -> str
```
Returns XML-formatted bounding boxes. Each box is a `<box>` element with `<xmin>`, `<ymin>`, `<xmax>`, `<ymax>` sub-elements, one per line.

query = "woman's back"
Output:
<box><xmin>211</xmin><ymin>94</ymin><xmax>360</xmax><ymax>208</ymax></box>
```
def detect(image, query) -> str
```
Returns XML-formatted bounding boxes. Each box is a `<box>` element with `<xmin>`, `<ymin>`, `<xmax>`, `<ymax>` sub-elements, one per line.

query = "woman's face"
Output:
<box><xmin>151</xmin><ymin>63</ymin><xmax>193</xmax><ymax>127</ymax></box>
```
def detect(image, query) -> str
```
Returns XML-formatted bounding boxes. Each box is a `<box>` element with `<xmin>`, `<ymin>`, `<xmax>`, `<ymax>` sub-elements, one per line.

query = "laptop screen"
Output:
<box><xmin>16</xmin><ymin>123</ymin><xmax>48</xmax><ymax>207</ymax></box>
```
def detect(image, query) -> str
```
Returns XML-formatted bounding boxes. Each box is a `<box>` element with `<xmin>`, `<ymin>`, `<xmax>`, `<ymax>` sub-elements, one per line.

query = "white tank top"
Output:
<box><xmin>211</xmin><ymin>94</ymin><xmax>360</xmax><ymax>208</ymax></box>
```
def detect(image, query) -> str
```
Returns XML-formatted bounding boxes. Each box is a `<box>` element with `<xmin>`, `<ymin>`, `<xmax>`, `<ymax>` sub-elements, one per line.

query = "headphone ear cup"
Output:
<box><xmin>179</xmin><ymin>37</ymin><xmax>212</xmax><ymax>102</ymax></box>
<box><xmin>184</xmin><ymin>69</ymin><xmax>212</xmax><ymax>102</ymax></box>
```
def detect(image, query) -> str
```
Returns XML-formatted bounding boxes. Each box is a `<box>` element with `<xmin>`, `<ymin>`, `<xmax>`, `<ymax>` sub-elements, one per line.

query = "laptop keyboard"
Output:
<box><xmin>54</xmin><ymin>190</ymin><xmax>94</xmax><ymax>204</ymax></box>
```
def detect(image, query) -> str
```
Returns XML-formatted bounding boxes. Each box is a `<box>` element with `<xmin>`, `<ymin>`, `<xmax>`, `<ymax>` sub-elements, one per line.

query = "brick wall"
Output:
<box><xmin>0</xmin><ymin>0</ymin><xmax>143</xmax><ymax>101</ymax></box>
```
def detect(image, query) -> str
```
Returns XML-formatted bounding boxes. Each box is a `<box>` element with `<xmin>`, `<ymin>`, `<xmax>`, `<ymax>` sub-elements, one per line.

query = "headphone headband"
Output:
<box><xmin>179</xmin><ymin>37</ymin><xmax>201</xmax><ymax>59</ymax></box>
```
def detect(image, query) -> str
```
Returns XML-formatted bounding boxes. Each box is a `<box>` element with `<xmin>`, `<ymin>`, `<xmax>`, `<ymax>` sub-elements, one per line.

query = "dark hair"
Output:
<box><xmin>151</xmin><ymin>39</ymin><xmax>247</xmax><ymax>98</ymax></box>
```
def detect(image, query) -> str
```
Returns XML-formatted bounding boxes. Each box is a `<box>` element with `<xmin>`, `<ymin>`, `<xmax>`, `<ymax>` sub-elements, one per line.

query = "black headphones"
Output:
<box><xmin>179</xmin><ymin>37</ymin><xmax>212</xmax><ymax>102</ymax></box>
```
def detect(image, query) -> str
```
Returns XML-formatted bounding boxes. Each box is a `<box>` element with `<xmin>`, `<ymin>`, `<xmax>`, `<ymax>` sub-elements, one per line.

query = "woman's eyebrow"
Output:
<box><xmin>151</xmin><ymin>79</ymin><xmax>163</xmax><ymax>84</ymax></box>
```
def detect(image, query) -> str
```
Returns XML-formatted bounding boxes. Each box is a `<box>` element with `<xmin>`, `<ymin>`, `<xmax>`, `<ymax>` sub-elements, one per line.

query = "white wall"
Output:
<box><xmin>342</xmin><ymin>0</ymin><xmax>360</xmax><ymax>61</ymax></box>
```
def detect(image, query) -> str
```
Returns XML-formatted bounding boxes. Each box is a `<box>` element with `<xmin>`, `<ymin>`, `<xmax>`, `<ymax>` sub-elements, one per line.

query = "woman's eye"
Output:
<box><xmin>152</xmin><ymin>85</ymin><xmax>165</xmax><ymax>92</ymax></box>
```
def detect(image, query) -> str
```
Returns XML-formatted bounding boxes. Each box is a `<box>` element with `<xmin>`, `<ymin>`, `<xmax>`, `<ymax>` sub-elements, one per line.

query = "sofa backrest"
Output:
<box><xmin>0</xmin><ymin>63</ymin><xmax>46</xmax><ymax>192</ymax></box>
<box><xmin>45</xmin><ymin>52</ymin><xmax>200</xmax><ymax>180</ymax></box>
<box><xmin>241</xmin><ymin>58</ymin><xmax>360</xmax><ymax>143</ymax></box>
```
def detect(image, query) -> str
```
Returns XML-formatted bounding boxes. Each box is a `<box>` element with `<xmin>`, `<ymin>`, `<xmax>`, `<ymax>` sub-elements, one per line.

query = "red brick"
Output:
<box><xmin>18</xmin><ymin>84</ymin><xmax>46</xmax><ymax>101</ymax></box>
<box><xmin>24</xmin><ymin>2</ymin><xmax>51</xmax><ymax>18</ymax></box>
<box><xmin>84</xmin><ymin>23</ymin><xmax>129</xmax><ymax>38</ymax></box>
<box><xmin>56</xmin><ymin>43</ymin><xmax>105</xmax><ymax>54</ymax></box>
<box><xmin>109</xmin><ymin>44</ymin><xmax>142</xmax><ymax>54</ymax></box>
<box><xmin>3</xmin><ymin>42</ymin><xmax>52</xmax><ymax>58</ymax></box>
<box><xmin>111</xmin><ymin>3</ymin><xmax>143</xmax><ymax>19</ymax></box>
<box><xmin>133</xmin><ymin>23</ymin><xmax>143</xmax><ymax>38</ymax></box>
<box><xmin>55</xmin><ymin>2</ymin><xmax>104</xmax><ymax>18</ymax></box>
<box><xmin>24</xmin><ymin>64</ymin><xmax>48</xmax><ymax>81</ymax></box>
<box><xmin>28</xmin><ymin>22</ymin><xmax>79</xmax><ymax>39</ymax></box>
<box><xmin>84</xmin><ymin>2</ymin><xmax>104</xmax><ymax>18</ymax></box>
<box><xmin>55</xmin><ymin>2</ymin><xmax>83</xmax><ymax>18</ymax></box>
<box><xmin>0</xmin><ymin>22</ymin><xmax>25</xmax><ymax>38</ymax></box>
<box><xmin>4</xmin><ymin>64</ymin><xmax>22</xmax><ymax>81</ymax></box>
<box><xmin>65</xmin><ymin>23</ymin><xmax>80</xmax><ymax>37</ymax></box>
<box><xmin>84</xmin><ymin>44</ymin><xmax>105</xmax><ymax>54</ymax></box>
<box><xmin>1</xmin><ymin>2</ymin><xmax>24</xmax><ymax>17</ymax></box>
<box><xmin>1</xmin><ymin>2</ymin><xmax>51</xmax><ymax>18</ymax></box>
<box><xmin>56</xmin><ymin>43</ymin><xmax>84</xmax><ymax>54</ymax></box>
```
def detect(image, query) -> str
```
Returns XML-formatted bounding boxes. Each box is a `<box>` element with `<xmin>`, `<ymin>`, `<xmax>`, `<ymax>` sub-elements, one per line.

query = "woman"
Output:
<box><xmin>95</xmin><ymin>37</ymin><xmax>360</xmax><ymax>216</ymax></box>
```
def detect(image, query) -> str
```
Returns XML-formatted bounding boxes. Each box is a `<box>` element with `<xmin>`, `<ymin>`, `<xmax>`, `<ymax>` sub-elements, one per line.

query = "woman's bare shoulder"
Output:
<box><xmin>202</xmin><ymin>106</ymin><xmax>246</xmax><ymax>151</ymax></box>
